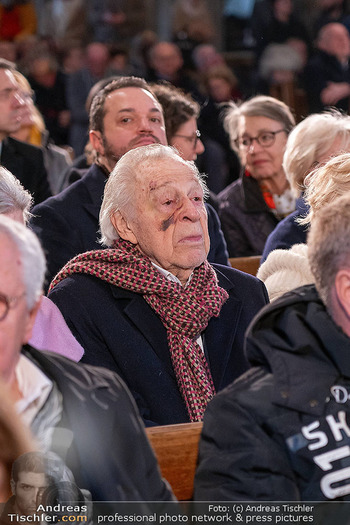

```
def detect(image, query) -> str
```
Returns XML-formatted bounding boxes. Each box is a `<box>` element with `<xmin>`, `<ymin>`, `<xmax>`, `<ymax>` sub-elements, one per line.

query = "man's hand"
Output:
<box><xmin>321</xmin><ymin>82</ymin><xmax>350</xmax><ymax>105</ymax></box>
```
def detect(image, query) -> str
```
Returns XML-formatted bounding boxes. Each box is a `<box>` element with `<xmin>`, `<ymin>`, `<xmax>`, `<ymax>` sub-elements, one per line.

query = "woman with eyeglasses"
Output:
<box><xmin>218</xmin><ymin>95</ymin><xmax>296</xmax><ymax>257</ymax></box>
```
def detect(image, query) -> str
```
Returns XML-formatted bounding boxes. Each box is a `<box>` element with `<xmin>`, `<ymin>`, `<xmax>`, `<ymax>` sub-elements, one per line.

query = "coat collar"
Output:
<box><xmin>78</xmin><ymin>163</ymin><xmax>108</xmax><ymax>219</ymax></box>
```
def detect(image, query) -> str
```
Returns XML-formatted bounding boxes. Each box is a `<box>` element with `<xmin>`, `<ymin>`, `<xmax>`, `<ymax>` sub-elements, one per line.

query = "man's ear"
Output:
<box><xmin>334</xmin><ymin>269</ymin><xmax>350</xmax><ymax>319</ymax></box>
<box><xmin>111</xmin><ymin>211</ymin><xmax>138</xmax><ymax>244</ymax></box>
<box><xmin>89</xmin><ymin>131</ymin><xmax>104</xmax><ymax>156</ymax></box>
<box><xmin>23</xmin><ymin>297</ymin><xmax>42</xmax><ymax>344</ymax></box>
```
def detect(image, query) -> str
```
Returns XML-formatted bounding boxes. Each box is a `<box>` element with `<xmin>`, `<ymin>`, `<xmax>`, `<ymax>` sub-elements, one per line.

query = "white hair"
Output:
<box><xmin>0</xmin><ymin>215</ymin><xmax>46</xmax><ymax>308</ymax></box>
<box><xmin>99</xmin><ymin>144</ymin><xmax>209</xmax><ymax>247</ymax></box>
<box><xmin>0</xmin><ymin>166</ymin><xmax>33</xmax><ymax>222</ymax></box>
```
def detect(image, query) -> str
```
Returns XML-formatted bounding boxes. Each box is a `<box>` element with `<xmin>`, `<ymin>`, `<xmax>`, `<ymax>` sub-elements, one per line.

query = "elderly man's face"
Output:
<box><xmin>114</xmin><ymin>160</ymin><xmax>210</xmax><ymax>285</ymax></box>
<box><xmin>90</xmin><ymin>87</ymin><xmax>167</xmax><ymax>172</ymax></box>
<box><xmin>0</xmin><ymin>233</ymin><xmax>37</xmax><ymax>384</ymax></box>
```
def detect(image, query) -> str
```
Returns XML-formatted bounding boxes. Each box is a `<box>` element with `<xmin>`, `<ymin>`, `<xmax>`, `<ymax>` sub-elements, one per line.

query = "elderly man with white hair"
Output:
<box><xmin>48</xmin><ymin>144</ymin><xmax>268</xmax><ymax>426</ymax></box>
<box><xmin>0</xmin><ymin>214</ymin><xmax>174</xmax><ymax>502</ymax></box>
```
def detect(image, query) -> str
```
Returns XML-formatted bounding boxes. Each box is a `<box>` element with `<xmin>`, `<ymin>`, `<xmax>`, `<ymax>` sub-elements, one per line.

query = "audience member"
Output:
<box><xmin>303</xmin><ymin>22</ymin><xmax>350</xmax><ymax>112</ymax></box>
<box><xmin>0</xmin><ymin>58</ymin><xmax>50</xmax><ymax>205</ymax></box>
<box><xmin>261</xmin><ymin>109</ymin><xmax>350</xmax><ymax>262</ymax></box>
<box><xmin>31</xmin><ymin>76</ymin><xmax>229</xmax><ymax>290</ymax></box>
<box><xmin>11</xmin><ymin>70</ymin><xmax>72</xmax><ymax>195</ymax></box>
<box><xmin>151</xmin><ymin>82</ymin><xmax>229</xmax><ymax>262</ymax></box>
<box><xmin>147</xmin><ymin>41</ymin><xmax>202</xmax><ymax>102</ymax></box>
<box><xmin>257</xmin><ymin>41</ymin><xmax>305</xmax><ymax>93</ymax></box>
<box><xmin>0</xmin><ymin>166</ymin><xmax>83</xmax><ymax>359</ymax></box>
<box><xmin>66</xmin><ymin>42</ymin><xmax>110</xmax><ymax>156</ymax></box>
<box><xmin>27</xmin><ymin>51</ymin><xmax>70</xmax><ymax>147</ymax></box>
<box><xmin>259</xmin><ymin>152</ymin><xmax>350</xmax><ymax>300</ymax></box>
<box><xmin>198</xmin><ymin>64</ymin><xmax>242</xmax><ymax>193</ymax></box>
<box><xmin>191</xmin><ymin>44</ymin><xmax>225</xmax><ymax>75</ymax></box>
<box><xmin>48</xmin><ymin>144</ymin><xmax>268</xmax><ymax>426</ymax></box>
<box><xmin>218</xmin><ymin>95</ymin><xmax>295</xmax><ymax>257</ymax></box>
<box><xmin>0</xmin><ymin>214</ymin><xmax>174</xmax><ymax>501</ymax></box>
<box><xmin>251</xmin><ymin>0</ymin><xmax>310</xmax><ymax>60</ymax></box>
<box><xmin>87</xmin><ymin>0</ymin><xmax>146</xmax><ymax>46</ymax></box>
<box><xmin>195</xmin><ymin>190</ymin><xmax>350</xmax><ymax>501</ymax></box>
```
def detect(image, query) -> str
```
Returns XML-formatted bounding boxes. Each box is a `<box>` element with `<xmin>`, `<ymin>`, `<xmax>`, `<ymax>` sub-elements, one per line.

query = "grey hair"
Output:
<box><xmin>283</xmin><ymin>110</ymin><xmax>350</xmax><ymax>197</ymax></box>
<box><xmin>99</xmin><ymin>143</ymin><xmax>209</xmax><ymax>247</ymax></box>
<box><xmin>0</xmin><ymin>166</ymin><xmax>33</xmax><ymax>222</ymax></box>
<box><xmin>0</xmin><ymin>215</ymin><xmax>46</xmax><ymax>308</ymax></box>
<box><xmin>224</xmin><ymin>95</ymin><xmax>295</xmax><ymax>154</ymax></box>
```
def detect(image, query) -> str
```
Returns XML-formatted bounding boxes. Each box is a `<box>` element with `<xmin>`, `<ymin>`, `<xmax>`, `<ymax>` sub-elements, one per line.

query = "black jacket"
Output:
<box><xmin>2</xmin><ymin>137</ymin><xmax>51</xmax><ymax>205</ymax></box>
<box><xmin>303</xmin><ymin>50</ymin><xmax>350</xmax><ymax>113</ymax></box>
<box><xmin>22</xmin><ymin>345</ymin><xmax>174</xmax><ymax>502</ymax></box>
<box><xmin>195</xmin><ymin>285</ymin><xmax>350</xmax><ymax>501</ymax></box>
<box><xmin>261</xmin><ymin>197</ymin><xmax>309</xmax><ymax>263</ymax></box>
<box><xmin>218</xmin><ymin>174</ymin><xmax>280</xmax><ymax>257</ymax></box>
<box><xmin>49</xmin><ymin>264</ymin><xmax>268</xmax><ymax>426</ymax></box>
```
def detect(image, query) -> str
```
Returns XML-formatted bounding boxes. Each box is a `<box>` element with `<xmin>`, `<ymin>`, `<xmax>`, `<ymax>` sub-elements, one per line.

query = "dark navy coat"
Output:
<box><xmin>49</xmin><ymin>263</ymin><xmax>268</xmax><ymax>426</ymax></box>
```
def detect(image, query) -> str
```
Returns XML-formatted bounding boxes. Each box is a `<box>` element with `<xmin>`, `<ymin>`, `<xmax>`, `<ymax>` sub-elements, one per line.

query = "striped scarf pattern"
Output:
<box><xmin>50</xmin><ymin>239</ymin><xmax>228</xmax><ymax>421</ymax></box>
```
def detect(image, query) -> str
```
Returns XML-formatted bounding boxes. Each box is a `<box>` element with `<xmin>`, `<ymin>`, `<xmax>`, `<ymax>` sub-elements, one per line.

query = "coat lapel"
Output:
<box><xmin>109</xmin><ymin>286</ymin><xmax>175</xmax><ymax>378</ymax></box>
<box><xmin>204</xmin><ymin>267</ymin><xmax>242</xmax><ymax>390</ymax></box>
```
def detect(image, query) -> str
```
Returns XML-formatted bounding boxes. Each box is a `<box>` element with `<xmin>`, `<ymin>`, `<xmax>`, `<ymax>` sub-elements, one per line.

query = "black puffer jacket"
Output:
<box><xmin>218</xmin><ymin>174</ymin><xmax>280</xmax><ymax>257</ymax></box>
<box><xmin>195</xmin><ymin>285</ymin><xmax>350</xmax><ymax>501</ymax></box>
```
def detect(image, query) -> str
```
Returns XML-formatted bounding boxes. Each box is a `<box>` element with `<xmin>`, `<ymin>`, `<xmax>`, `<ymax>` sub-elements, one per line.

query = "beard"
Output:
<box><xmin>101</xmin><ymin>134</ymin><xmax>164</xmax><ymax>171</ymax></box>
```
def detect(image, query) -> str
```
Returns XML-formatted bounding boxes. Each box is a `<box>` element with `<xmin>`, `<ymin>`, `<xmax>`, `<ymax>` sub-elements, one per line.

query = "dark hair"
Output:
<box><xmin>89</xmin><ymin>76</ymin><xmax>155</xmax><ymax>133</ymax></box>
<box><xmin>12</xmin><ymin>452</ymin><xmax>47</xmax><ymax>483</ymax></box>
<box><xmin>151</xmin><ymin>82</ymin><xmax>199</xmax><ymax>141</ymax></box>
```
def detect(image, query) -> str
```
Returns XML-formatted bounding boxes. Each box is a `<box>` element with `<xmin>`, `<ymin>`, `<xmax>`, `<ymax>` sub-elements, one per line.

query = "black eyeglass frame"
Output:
<box><xmin>237</xmin><ymin>129</ymin><xmax>287</xmax><ymax>149</ymax></box>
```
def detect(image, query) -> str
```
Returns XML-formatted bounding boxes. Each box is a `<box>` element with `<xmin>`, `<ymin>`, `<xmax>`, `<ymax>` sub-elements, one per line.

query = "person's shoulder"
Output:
<box><xmin>218</xmin><ymin>178</ymin><xmax>242</xmax><ymax>203</ymax></box>
<box><xmin>32</xmin><ymin>164</ymin><xmax>101</xmax><ymax>212</ymax></box>
<box><xmin>5</xmin><ymin>136</ymin><xmax>44</xmax><ymax>160</ymax></box>
<box><xmin>24</xmin><ymin>344</ymin><xmax>128</xmax><ymax>393</ymax></box>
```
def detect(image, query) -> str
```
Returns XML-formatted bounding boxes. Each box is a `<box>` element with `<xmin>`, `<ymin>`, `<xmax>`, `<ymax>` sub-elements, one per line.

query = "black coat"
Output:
<box><xmin>218</xmin><ymin>174</ymin><xmax>280</xmax><ymax>257</ymax></box>
<box><xmin>22</xmin><ymin>345</ymin><xmax>174</xmax><ymax>502</ymax></box>
<box><xmin>303</xmin><ymin>50</ymin><xmax>350</xmax><ymax>113</ymax></box>
<box><xmin>31</xmin><ymin>163</ymin><xmax>229</xmax><ymax>291</ymax></box>
<box><xmin>2</xmin><ymin>137</ymin><xmax>51</xmax><ymax>205</ymax></box>
<box><xmin>261</xmin><ymin>197</ymin><xmax>309</xmax><ymax>263</ymax></box>
<box><xmin>48</xmin><ymin>263</ymin><xmax>268</xmax><ymax>426</ymax></box>
<box><xmin>195</xmin><ymin>285</ymin><xmax>350</xmax><ymax>501</ymax></box>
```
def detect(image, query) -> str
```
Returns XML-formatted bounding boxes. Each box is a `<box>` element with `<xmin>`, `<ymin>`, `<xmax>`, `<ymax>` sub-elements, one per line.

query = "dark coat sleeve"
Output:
<box><xmin>194</xmin><ymin>373</ymin><xmax>300</xmax><ymax>501</ymax></box>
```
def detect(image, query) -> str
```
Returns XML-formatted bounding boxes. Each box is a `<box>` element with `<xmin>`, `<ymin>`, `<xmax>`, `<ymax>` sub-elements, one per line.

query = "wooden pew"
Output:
<box><xmin>146</xmin><ymin>422</ymin><xmax>202</xmax><ymax>501</ymax></box>
<box><xmin>229</xmin><ymin>255</ymin><xmax>261</xmax><ymax>276</ymax></box>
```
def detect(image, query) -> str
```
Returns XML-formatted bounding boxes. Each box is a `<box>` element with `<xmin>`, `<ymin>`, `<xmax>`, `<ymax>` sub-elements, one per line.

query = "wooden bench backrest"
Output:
<box><xmin>146</xmin><ymin>422</ymin><xmax>202</xmax><ymax>501</ymax></box>
<box><xmin>229</xmin><ymin>255</ymin><xmax>261</xmax><ymax>276</ymax></box>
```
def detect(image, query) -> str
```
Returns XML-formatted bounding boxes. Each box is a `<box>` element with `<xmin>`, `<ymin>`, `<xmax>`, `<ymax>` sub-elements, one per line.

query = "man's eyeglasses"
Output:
<box><xmin>0</xmin><ymin>292</ymin><xmax>26</xmax><ymax>322</ymax></box>
<box><xmin>237</xmin><ymin>129</ymin><xmax>287</xmax><ymax>149</ymax></box>
<box><xmin>173</xmin><ymin>129</ymin><xmax>201</xmax><ymax>148</ymax></box>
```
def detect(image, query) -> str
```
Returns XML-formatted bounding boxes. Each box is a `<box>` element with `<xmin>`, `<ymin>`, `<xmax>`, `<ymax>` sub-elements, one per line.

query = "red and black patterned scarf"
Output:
<box><xmin>50</xmin><ymin>238</ymin><xmax>228</xmax><ymax>422</ymax></box>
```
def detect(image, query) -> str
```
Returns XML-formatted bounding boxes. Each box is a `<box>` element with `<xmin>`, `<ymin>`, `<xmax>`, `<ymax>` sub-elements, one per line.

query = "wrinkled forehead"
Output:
<box><xmin>135</xmin><ymin>160</ymin><xmax>201</xmax><ymax>197</ymax></box>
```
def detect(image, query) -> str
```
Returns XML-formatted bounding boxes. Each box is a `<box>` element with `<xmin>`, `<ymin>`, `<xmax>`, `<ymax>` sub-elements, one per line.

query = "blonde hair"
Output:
<box><xmin>300</xmin><ymin>152</ymin><xmax>350</xmax><ymax>226</ymax></box>
<box><xmin>283</xmin><ymin>110</ymin><xmax>350</xmax><ymax>197</ymax></box>
<box><xmin>308</xmin><ymin>193</ymin><xmax>350</xmax><ymax>310</ymax></box>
